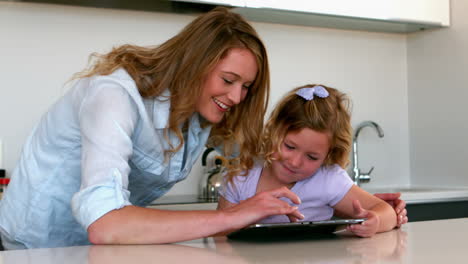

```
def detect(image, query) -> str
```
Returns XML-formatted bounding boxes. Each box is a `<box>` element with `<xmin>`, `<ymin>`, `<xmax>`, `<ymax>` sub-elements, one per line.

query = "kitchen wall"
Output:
<box><xmin>0</xmin><ymin>2</ymin><xmax>411</xmax><ymax>196</ymax></box>
<box><xmin>407</xmin><ymin>0</ymin><xmax>468</xmax><ymax>187</ymax></box>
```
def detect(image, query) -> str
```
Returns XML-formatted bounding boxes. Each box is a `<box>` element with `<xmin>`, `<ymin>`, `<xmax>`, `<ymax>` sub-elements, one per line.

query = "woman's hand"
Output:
<box><xmin>373</xmin><ymin>193</ymin><xmax>408</xmax><ymax>227</ymax></box>
<box><xmin>346</xmin><ymin>200</ymin><xmax>380</xmax><ymax>237</ymax></box>
<box><xmin>221</xmin><ymin>186</ymin><xmax>304</xmax><ymax>230</ymax></box>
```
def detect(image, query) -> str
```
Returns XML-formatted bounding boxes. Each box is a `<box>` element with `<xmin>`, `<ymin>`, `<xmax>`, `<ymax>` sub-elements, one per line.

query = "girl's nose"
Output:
<box><xmin>289</xmin><ymin>152</ymin><xmax>302</xmax><ymax>168</ymax></box>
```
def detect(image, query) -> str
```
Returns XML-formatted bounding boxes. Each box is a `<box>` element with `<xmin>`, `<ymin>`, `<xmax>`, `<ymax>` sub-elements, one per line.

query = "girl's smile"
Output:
<box><xmin>279</xmin><ymin>161</ymin><xmax>298</xmax><ymax>175</ymax></box>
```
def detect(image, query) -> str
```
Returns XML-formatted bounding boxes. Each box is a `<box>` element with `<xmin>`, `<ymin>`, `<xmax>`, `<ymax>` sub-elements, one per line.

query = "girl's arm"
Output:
<box><xmin>333</xmin><ymin>185</ymin><xmax>397</xmax><ymax>237</ymax></box>
<box><xmin>334</xmin><ymin>192</ymin><xmax>408</xmax><ymax>227</ymax></box>
<box><xmin>87</xmin><ymin>186</ymin><xmax>302</xmax><ymax>244</ymax></box>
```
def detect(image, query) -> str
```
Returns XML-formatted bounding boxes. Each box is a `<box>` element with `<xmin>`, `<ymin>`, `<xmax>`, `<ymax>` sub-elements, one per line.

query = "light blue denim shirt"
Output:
<box><xmin>0</xmin><ymin>68</ymin><xmax>212</xmax><ymax>249</ymax></box>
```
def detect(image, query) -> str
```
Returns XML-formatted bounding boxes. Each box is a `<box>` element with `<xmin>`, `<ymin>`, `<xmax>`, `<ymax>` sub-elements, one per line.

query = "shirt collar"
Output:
<box><xmin>150</xmin><ymin>90</ymin><xmax>209</xmax><ymax>136</ymax></box>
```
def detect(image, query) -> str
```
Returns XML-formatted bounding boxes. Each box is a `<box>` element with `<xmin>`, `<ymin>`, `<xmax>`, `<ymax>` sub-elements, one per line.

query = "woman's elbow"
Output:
<box><xmin>87</xmin><ymin>220</ymin><xmax>116</xmax><ymax>245</ymax></box>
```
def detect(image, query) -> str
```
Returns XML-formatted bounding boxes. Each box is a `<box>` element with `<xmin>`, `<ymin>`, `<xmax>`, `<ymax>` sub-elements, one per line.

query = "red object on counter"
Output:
<box><xmin>0</xmin><ymin>178</ymin><xmax>9</xmax><ymax>185</ymax></box>
<box><xmin>0</xmin><ymin>177</ymin><xmax>9</xmax><ymax>199</ymax></box>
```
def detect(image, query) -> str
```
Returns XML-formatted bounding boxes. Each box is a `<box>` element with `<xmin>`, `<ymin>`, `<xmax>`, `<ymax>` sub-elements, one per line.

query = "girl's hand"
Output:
<box><xmin>373</xmin><ymin>193</ymin><xmax>408</xmax><ymax>227</ymax></box>
<box><xmin>222</xmin><ymin>187</ymin><xmax>304</xmax><ymax>230</ymax></box>
<box><xmin>347</xmin><ymin>200</ymin><xmax>380</xmax><ymax>237</ymax></box>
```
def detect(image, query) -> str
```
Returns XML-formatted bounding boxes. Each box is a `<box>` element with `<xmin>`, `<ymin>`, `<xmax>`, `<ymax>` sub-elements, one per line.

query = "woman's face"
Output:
<box><xmin>196</xmin><ymin>47</ymin><xmax>258</xmax><ymax>124</ymax></box>
<box><xmin>270</xmin><ymin>128</ymin><xmax>330</xmax><ymax>185</ymax></box>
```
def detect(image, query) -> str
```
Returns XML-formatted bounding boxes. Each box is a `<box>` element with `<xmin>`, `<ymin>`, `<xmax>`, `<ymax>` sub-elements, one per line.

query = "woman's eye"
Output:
<box><xmin>223</xmin><ymin>78</ymin><xmax>233</xmax><ymax>84</ymax></box>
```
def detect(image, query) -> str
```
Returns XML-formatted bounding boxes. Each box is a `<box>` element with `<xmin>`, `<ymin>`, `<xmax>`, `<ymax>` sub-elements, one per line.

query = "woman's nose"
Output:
<box><xmin>226</xmin><ymin>85</ymin><xmax>243</xmax><ymax>105</ymax></box>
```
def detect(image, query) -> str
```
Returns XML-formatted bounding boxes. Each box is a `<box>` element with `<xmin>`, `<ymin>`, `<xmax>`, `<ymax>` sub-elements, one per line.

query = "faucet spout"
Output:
<box><xmin>352</xmin><ymin>121</ymin><xmax>384</xmax><ymax>186</ymax></box>
<box><xmin>353</xmin><ymin>121</ymin><xmax>384</xmax><ymax>140</ymax></box>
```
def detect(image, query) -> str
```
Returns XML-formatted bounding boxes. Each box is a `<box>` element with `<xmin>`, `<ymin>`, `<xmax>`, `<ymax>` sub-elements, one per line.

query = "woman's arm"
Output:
<box><xmin>373</xmin><ymin>193</ymin><xmax>408</xmax><ymax>227</ymax></box>
<box><xmin>88</xmin><ymin>206</ymin><xmax>229</xmax><ymax>244</ymax></box>
<box><xmin>333</xmin><ymin>185</ymin><xmax>397</xmax><ymax>237</ymax></box>
<box><xmin>88</xmin><ymin>186</ymin><xmax>302</xmax><ymax>244</ymax></box>
<box><xmin>217</xmin><ymin>196</ymin><xmax>237</xmax><ymax>210</ymax></box>
<box><xmin>212</xmin><ymin>196</ymin><xmax>242</xmax><ymax>236</ymax></box>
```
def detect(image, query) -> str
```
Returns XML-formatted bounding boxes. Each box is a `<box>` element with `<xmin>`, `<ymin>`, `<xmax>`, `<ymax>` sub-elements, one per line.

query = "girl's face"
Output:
<box><xmin>270</xmin><ymin>128</ymin><xmax>330</xmax><ymax>185</ymax></box>
<box><xmin>196</xmin><ymin>47</ymin><xmax>258</xmax><ymax>124</ymax></box>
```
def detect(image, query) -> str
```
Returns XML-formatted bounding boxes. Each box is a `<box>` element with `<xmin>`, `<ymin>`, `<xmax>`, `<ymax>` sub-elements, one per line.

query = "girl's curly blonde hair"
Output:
<box><xmin>261</xmin><ymin>84</ymin><xmax>352</xmax><ymax>172</ymax></box>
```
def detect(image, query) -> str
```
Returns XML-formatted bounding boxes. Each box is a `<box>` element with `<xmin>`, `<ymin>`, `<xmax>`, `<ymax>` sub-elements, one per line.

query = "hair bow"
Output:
<box><xmin>296</xmin><ymin>85</ymin><xmax>329</xmax><ymax>100</ymax></box>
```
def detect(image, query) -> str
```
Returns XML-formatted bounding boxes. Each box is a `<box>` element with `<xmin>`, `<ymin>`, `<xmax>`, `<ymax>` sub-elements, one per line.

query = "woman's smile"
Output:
<box><xmin>195</xmin><ymin>47</ymin><xmax>257</xmax><ymax>124</ymax></box>
<box><xmin>212</xmin><ymin>97</ymin><xmax>230</xmax><ymax>112</ymax></box>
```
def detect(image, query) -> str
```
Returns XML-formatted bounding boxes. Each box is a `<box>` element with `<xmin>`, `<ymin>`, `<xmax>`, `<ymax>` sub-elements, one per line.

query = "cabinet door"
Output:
<box><xmin>387</xmin><ymin>0</ymin><xmax>450</xmax><ymax>26</ymax></box>
<box><xmin>175</xmin><ymin>0</ymin><xmax>450</xmax><ymax>32</ymax></box>
<box><xmin>407</xmin><ymin>201</ymin><xmax>468</xmax><ymax>222</ymax></box>
<box><xmin>244</xmin><ymin>0</ymin><xmax>450</xmax><ymax>26</ymax></box>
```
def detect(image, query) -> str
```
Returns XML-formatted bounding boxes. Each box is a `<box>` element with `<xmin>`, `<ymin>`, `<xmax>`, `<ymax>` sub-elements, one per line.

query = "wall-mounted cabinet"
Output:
<box><xmin>176</xmin><ymin>0</ymin><xmax>450</xmax><ymax>33</ymax></box>
<box><xmin>3</xmin><ymin>0</ymin><xmax>450</xmax><ymax>33</ymax></box>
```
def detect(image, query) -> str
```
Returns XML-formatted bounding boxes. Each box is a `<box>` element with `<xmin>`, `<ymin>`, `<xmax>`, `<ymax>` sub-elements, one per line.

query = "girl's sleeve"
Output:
<box><xmin>71</xmin><ymin>78</ymin><xmax>138</xmax><ymax>230</ymax></box>
<box><xmin>218</xmin><ymin>175</ymin><xmax>242</xmax><ymax>204</ymax></box>
<box><xmin>326</xmin><ymin>165</ymin><xmax>354</xmax><ymax>207</ymax></box>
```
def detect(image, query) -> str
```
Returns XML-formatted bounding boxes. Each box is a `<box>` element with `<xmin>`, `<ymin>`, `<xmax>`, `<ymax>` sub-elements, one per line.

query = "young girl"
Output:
<box><xmin>218</xmin><ymin>84</ymin><xmax>397</xmax><ymax>237</ymax></box>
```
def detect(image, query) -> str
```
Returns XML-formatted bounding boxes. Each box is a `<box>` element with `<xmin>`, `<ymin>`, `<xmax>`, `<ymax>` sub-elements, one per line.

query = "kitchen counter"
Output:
<box><xmin>363</xmin><ymin>186</ymin><xmax>468</xmax><ymax>204</ymax></box>
<box><xmin>150</xmin><ymin>186</ymin><xmax>468</xmax><ymax>210</ymax></box>
<box><xmin>1</xmin><ymin>218</ymin><xmax>468</xmax><ymax>263</ymax></box>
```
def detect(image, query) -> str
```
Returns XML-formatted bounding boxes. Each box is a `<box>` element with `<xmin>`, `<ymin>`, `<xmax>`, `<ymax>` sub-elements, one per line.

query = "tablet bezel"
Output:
<box><xmin>250</xmin><ymin>218</ymin><xmax>366</xmax><ymax>228</ymax></box>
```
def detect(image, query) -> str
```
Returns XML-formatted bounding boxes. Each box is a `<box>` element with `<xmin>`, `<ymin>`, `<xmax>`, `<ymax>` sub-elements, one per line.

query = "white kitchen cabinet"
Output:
<box><xmin>242</xmin><ymin>0</ymin><xmax>449</xmax><ymax>26</ymax></box>
<box><xmin>175</xmin><ymin>0</ymin><xmax>450</xmax><ymax>33</ymax></box>
<box><xmin>11</xmin><ymin>0</ymin><xmax>450</xmax><ymax>33</ymax></box>
<box><xmin>388</xmin><ymin>0</ymin><xmax>450</xmax><ymax>26</ymax></box>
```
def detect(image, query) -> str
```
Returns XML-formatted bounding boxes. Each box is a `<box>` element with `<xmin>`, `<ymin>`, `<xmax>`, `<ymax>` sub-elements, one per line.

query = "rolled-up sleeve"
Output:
<box><xmin>71</xmin><ymin>78</ymin><xmax>138</xmax><ymax>229</ymax></box>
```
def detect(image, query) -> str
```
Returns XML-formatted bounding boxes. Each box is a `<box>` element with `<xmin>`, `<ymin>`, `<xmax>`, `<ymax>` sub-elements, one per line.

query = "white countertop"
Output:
<box><xmin>150</xmin><ymin>186</ymin><xmax>468</xmax><ymax>211</ymax></box>
<box><xmin>1</xmin><ymin>218</ymin><xmax>468</xmax><ymax>263</ymax></box>
<box><xmin>363</xmin><ymin>186</ymin><xmax>468</xmax><ymax>204</ymax></box>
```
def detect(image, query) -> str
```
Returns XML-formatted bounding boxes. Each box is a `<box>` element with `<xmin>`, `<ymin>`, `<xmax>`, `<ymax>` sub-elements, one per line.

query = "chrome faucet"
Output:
<box><xmin>352</xmin><ymin>121</ymin><xmax>384</xmax><ymax>186</ymax></box>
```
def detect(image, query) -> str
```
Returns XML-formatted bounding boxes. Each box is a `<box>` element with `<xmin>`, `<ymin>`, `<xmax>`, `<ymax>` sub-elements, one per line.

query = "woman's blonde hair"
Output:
<box><xmin>74</xmin><ymin>7</ymin><xmax>269</xmax><ymax>176</ymax></box>
<box><xmin>261</xmin><ymin>84</ymin><xmax>352</xmax><ymax>170</ymax></box>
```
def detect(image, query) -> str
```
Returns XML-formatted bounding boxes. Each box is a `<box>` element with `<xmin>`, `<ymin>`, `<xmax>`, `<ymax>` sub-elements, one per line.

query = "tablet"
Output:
<box><xmin>227</xmin><ymin>218</ymin><xmax>366</xmax><ymax>240</ymax></box>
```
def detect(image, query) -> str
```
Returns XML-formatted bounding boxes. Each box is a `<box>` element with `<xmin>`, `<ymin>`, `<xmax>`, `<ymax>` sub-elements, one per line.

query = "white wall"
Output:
<box><xmin>407</xmin><ymin>0</ymin><xmax>468</xmax><ymax>186</ymax></box>
<box><xmin>0</xmin><ymin>2</ymin><xmax>411</xmax><ymax>196</ymax></box>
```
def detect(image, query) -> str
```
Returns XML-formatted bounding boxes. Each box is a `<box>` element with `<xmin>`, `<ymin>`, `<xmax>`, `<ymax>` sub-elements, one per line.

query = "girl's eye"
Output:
<box><xmin>223</xmin><ymin>78</ymin><xmax>233</xmax><ymax>84</ymax></box>
<box><xmin>307</xmin><ymin>155</ymin><xmax>319</xmax><ymax>161</ymax></box>
<box><xmin>242</xmin><ymin>84</ymin><xmax>251</xmax><ymax>90</ymax></box>
<box><xmin>284</xmin><ymin>143</ymin><xmax>294</xmax><ymax>150</ymax></box>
